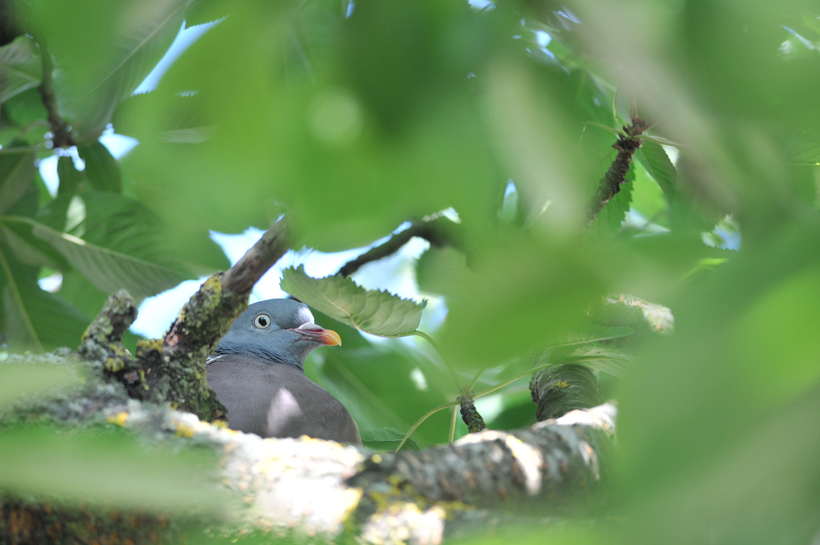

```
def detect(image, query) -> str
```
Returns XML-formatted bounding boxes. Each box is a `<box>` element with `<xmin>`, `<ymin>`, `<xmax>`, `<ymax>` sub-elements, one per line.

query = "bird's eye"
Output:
<box><xmin>253</xmin><ymin>313</ymin><xmax>272</xmax><ymax>329</ymax></box>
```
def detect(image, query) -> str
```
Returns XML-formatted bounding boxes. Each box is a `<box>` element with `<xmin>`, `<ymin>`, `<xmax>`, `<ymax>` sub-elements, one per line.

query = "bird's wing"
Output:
<box><xmin>206</xmin><ymin>356</ymin><xmax>361</xmax><ymax>444</ymax></box>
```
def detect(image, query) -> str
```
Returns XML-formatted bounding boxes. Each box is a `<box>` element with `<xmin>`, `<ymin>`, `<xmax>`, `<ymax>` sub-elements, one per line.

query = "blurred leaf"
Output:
<box><xmin>1</xmin><ymin>270</ymin><xmax>89</xmax><ymax>351</ymax></box>
<box><xmin>635</xmin><ymin>141</ymin><xmax>676</xmax><ymax>206</ymax></box>
<box><xmin>360</xmin><ymin>427</ymin><xmax>419</xmax><ymax>451</ymax></box>
<box><xmin>594</xmin><ymin>294</ymin><xmax>675</xmax><ymax>335</ymax></box>
<box><xmin>0</xmin><ymin>148</ymin><xmax>36</xmax><ymax>214</ymax></box>
<box><xmin>281</xmin><ymin>265</ymin><xmax>426</xmax><ymax>337</ymax></box>
<box><xmin>0</xmin><ymin>221</ymin><xmax>62</xmax><ymax>269</ymax></box>
<box><xmin>22</xmin><ymin>217</ymin><xmax>186</xmax><ymax>299</ymax></box>
<box><xmin>25</xmin><ymin>0</ymin><xmax>187</xmax><ymax>135</ymax></box>
<box><xmin>0</xmin><ymin>363</ymin><xmax>83</xmax><ymax>409</ymax></box>
<box><xmin>595</xmin><ymin>163</ymin><xmax>634</xmax><ymax>234</ymax></box>
<box><xmin>788</xmin><ymin>129</ymin><xmax>820</xmax><ymax>165</ymax></box>
<box><xmin>438</xmin><ymin>237</ymin><xmax>608</xmax><ymax>368</ymax></box>
<box><xmin>0</xmin><ymin>36</ymin><xmax>42</xmax><ymax>104</ymax></box>
<box><xmin>113</xmin><ymin>92</ymin><xmax>210</xmax><ymax>142</ymax></box>
<box><xmin>2</xmin><ymin>87</ymin><xmax>48</xmax><ymax>127</ymax></box>
<box><xmin>56</xmin><ymin>155</ymin><xmax>85</xmax><ymax>195</ymax></box>
<box><xmin>0</xmin><ymin>425</ymin><xmax>223</xmax><ymax>514</ymax></box>
<box><xmin>801</xmin><ymin>12</ymin><xmax>820</xmax><ymax>36</ymax></box>
<box><xmin>184</xmin><ymin>0</ymin><xmax>228</xmax><ymax>26</ymax></box>
<box><xmin>77</xmin><ymin>141</ymin><xmax>121</xmax><ymax>193</ymax></box>
<box><xmin>415</xmin><ymin>245</ymin><xmax>469</xmax><ymax>296</ymax></box>
<box><xmin>562</xmin><ymin>344</ymin><xmax>631</xmax><ymax>377</ymax></box>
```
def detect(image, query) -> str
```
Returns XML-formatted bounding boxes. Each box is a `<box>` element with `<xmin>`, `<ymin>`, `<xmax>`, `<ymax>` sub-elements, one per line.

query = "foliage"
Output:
<box><xmin>2</xmin><ymin>0</ymin><xmax>820</xmax><ymax>543</ymax></box>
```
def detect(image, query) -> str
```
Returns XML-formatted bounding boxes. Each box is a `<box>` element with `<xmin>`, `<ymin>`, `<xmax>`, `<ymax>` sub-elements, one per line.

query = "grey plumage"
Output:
<box><xmin>207</xmin><ymin>299</ymin><xmax>361</xmax><ymax>444</ymax></box>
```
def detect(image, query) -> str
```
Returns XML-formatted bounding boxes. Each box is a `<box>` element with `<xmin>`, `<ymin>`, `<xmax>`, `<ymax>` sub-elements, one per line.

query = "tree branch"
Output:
<box><xmin>337</xmin><ymin>215</ymin><xmax>461</xmax><ymax>278</ymax></box>
<box><xmin>586</xmin><ymin>117</ymin><xmax>653</xmax><ymax>226</ymax></box>
<box><xmin>36</xmin><ymin>39</ymin><xmax>75</xmax><ymax>149</ymax></box>
<box><xmin>458</xmin><ymin>394</ymin><xmax>486</xmax><ymax>433</ymax></box>
<box><xmin>530</xmin><ymin>364</ymin><xmax>602</xmax><ymax>422</ymax></box>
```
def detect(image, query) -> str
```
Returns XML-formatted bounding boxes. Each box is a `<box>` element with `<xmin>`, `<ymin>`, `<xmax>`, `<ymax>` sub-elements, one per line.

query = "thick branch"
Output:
<box><xmin>337</xmin><ymin>215</ymin><xmax>461</xmax><ymax>277</ymax></box>
<box><xmin>1</xmin><ymin>344</ymin><xmax>617</xmax><ymax>545</ymax></box>
<box><xmin>530</xmin><ymin>364</ymin><xmax>601</xmax><ymax>422</ymax></box>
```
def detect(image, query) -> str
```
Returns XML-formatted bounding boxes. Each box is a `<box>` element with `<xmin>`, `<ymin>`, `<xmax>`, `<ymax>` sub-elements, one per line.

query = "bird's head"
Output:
<box><xmin>212</xmin><ymin>299</ymin><xmax>341</xmax><ymax>368</ymax></box>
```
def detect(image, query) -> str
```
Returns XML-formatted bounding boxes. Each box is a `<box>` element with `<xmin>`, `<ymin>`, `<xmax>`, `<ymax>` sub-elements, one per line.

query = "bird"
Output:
<box><xmin>206</xmin><ymin>299</ymin><xmax>361</xmax><ymax>444</ymax></box>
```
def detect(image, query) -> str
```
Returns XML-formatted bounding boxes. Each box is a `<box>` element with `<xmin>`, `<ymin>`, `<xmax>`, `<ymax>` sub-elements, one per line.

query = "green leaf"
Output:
<box><xmin>415</xmin><ymin>246</ymin><xmax>469</xmax><ymax>296</ymax></box>
<box><xmin>0</xmin><ymin>222</ymin><xmax>62</xmax><ymax>269</ymax></box>
<box><xmin>635</xmin><ymin>141</ymin><xmax>676</xmax><ymax>206</ymax></box>
<box><xmin>26</xmin><ymin>218</ymin><xmax>186</xmax><ymax>299</ymax></box>
<box><xmin>360</xmin><ymin>427</ymin><xmax>420</xmax><ymax>451</ymax></box>
<box><xmin>0</xmin><ymin>425</ymin><xmax>223</xmax><ymax>513</ymax></box>
<box><xmin>281</xmin><ymin>265</ymin><xmax>426</xmax><ymax>337</ymax></box>
<box><xmin>597</xmin><ymin>163</ymin><xmax>634</xmax><ymax>234</ymax></box>
<box><xmin>788</xmin><ymin>130</ymin><xmax>820</xmax><ymax>165</ymax></box>
<box><xmin>57</xmin><ymin>156</ymin><xmax>86</xmax><ymax>195</ymax></box>
<box><xmin>77</xmin><ymin>141</ymin><xmax>121</xmax><ymax>193</ymax></box>
<box><xmin>1</xmin><ymin>269</ymin><xmax>90</xmax><ymax>352</ymax></box>
<box><xmin>562</xmin><ymin>344</ymin><xmax>632</xmax><ymax>377</ymax></box>
<box><xmin>1</xmin><ymin>88</ymin><xmax>48</xmax><ymax>127</ymax></box>
<box><xmin>597</xmin><ymin>294</ymin><xmax>675</xmax><ymax>334</ymax></box>
<box><xmin>0</xmin><ymin>37</ymin><xmax>42</xmax><ymax>104</ymax></box>
<box><xmin>801</xmin><ymin>12</ymin><xmax>820</xmax><ymax>36</ymax></box>
<box><xmin>185</xmin><ymin>0</ymin><xmax>229</xmax><ymax>26</ymax></box>
<box><xmin>28</xmin><ymin>0</ymin><xmax>187</xmax><ymax>135</ymax></box>
<box><xmin>0</xmin><ymin>149</ymin><xmax>36</xmax><ymax>214</ymax></box>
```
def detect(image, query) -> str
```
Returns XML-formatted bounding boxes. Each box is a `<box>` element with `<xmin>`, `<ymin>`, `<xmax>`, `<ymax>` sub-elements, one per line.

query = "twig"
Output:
<box><xmin>458</xmin><ymin>394</ymin><xmax>486</xmax><ymax>433</ymax></box>
<box><xmin>222</xmin><ymin>217</ymin><xmax>290</xmax><ymax>295</ymax></box>
<box><xmin>586</xmin><ymin>116</ymin><xmax>653</xmax><ymax>226</ymax></box>
<box><xmin>336</xmin><ymin>215</ymin><xmax>460</xmax><ymax>278</ymax></box>
<box><xmin>36</xmin><ymin>39</ymin><xmax>75</xmax><ymax>148</ymax></box>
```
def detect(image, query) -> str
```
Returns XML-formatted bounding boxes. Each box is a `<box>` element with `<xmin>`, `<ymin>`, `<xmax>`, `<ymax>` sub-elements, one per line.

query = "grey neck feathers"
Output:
<box><xmin>213</xmin><ymin>341</ymin><xmax>303</xmax><ymax>370</ymax></box>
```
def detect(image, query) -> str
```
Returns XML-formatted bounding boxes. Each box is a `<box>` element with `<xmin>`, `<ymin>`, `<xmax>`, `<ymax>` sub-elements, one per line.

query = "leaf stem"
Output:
<box><xmin>449</xmin><ymin>405</ymin><xmax>457</xmax><ymax>444</ymax></box>
<box><xmin>472</xmin><ymin>360</ymin><xmax>561</xmax><ymax>400</ymax></box>
<box><xmin>467</xmin><ymin>367</ymin><xmax>485</xmax><ymax>393</ymax></box>
<box><xmin>411</xmin><ymin>330</ymin><xmax>462</xmax><ymax>390</ymax></box>
<box><xmin>395</xmin><ymin>398</ymin><xmax>460</xmax><ymax>452</ymax></box>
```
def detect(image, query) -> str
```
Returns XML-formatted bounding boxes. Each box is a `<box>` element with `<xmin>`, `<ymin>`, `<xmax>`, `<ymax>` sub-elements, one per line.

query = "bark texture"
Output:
<box><xmin>1</xmin><ymin>386</ymin><xmax>615</xmax><ymax>545</ymax></box>
<box><xmin>586</xmin><ymin>117</ymin><xmax>653</xmax><ymax>226</ymax></box>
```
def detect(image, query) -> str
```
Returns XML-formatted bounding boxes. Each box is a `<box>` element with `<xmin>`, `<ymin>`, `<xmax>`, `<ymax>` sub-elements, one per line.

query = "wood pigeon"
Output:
<box><xmin>206</xmin><ymin>299</ymin><xmax>361</xmax><ymax>444</ymax></box>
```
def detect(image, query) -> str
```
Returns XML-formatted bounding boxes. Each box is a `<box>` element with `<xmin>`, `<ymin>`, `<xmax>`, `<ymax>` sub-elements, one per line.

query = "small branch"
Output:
<box><xmin>77</xmin><ymin>289</ymin><xmax>137</xmax><ymax>365</ymax></box>
<box><xmin>222</xmin><ymin>217</ymin><xmax>290</xmax><ymax>295</ymax></box>
<box><xmin>337</xmin><ymin>215</ymin><xmax>460</xmax><ymax>278</ymax></box>
<box><xmin>36</xmin><ymin>39</ymin><xmax>75</xmax><ymax>148</ymax></box>
<box><xmin>458</xmin><ymin>394</ymin><xmax>486</xmax><ymax>433</ymax></box>
<box><xmin>586</xmin><ymin>116</ymin><xmax>653</xmax><ymax>226</ymax></box>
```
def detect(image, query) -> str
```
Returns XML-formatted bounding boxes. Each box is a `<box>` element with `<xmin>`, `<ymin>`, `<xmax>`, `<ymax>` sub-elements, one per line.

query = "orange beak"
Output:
<box><xmin>290</xmin><ymin>323</ymin><xmax>342</xmax><ymax>346</ymax></box>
